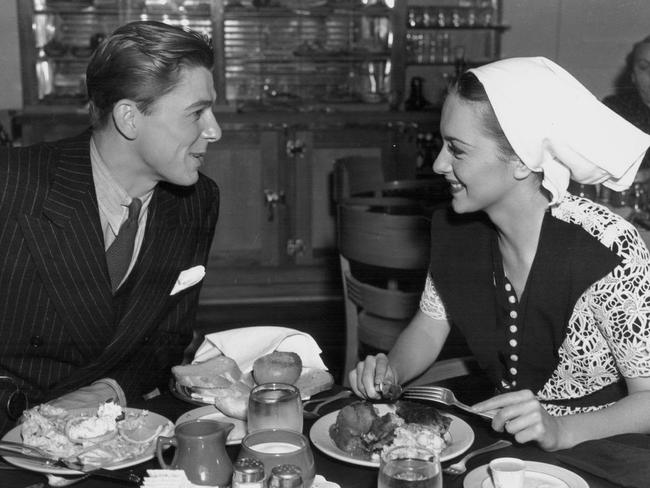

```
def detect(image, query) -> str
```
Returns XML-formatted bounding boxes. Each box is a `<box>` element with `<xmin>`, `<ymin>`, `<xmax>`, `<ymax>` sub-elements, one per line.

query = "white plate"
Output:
<box><xmin>464</xmin><ymin>461</ymin><xmax>588</xmax><ymax>488</ymax></box>
<box><xmin>1</xmin><ymin>408</ymin><xmax>173</xmax><ymax>475</ymax></box>
<box><xmin>309</xmin><ymin>404</ymin><xmax>474</xmax><ymax>468</ymax></box>
<box><xmin>176</xmin><ymin>406</ymin><xmax>247</xmax><ymax>445</ymax></box>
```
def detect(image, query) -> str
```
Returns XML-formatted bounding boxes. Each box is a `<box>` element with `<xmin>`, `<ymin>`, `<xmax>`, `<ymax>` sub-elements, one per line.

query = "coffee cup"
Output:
<box><xmin>489</xmin><ymin>457</ymin><xmax>525</xmax><ymax>488</ymax></box>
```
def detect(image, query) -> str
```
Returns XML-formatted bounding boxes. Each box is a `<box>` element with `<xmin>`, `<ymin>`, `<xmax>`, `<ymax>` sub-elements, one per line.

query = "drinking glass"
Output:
<box><xmin>237</xmin><ymin>428</ymin><xmax>316</xmax><ymax>488</ymax></box>
<box><xmin>247</xmin><ymin>383</ymin><xmax>303</xmax><ymax>433</ymax></box>
<box><xmin>378</xmin><ymin>445</ymin><xmax>442</xmax><ymax>488</ymax></box>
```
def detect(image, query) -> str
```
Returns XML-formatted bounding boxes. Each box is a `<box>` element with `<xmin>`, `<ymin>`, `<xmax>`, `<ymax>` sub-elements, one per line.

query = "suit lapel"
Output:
<box><xmin>19</xmin><ymin>133</ymin><xmax>115</xmax><ymax>360</ymax></box>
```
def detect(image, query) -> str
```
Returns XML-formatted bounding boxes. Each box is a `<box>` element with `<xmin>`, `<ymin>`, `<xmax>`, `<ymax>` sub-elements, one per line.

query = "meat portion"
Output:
<box><xmin>329</xmin><ymin>402</ymin><xmax>378</xmax><ymax>458</ymax></box>
<box><xmin>329</xmin><ymin>401</ymin><xmax>404</xmax><ymax>459</ymax></box>
<box><xmin>395</xmin><ymin>400</ymin><xmax>451</xmax><ymax>435</ymax></box>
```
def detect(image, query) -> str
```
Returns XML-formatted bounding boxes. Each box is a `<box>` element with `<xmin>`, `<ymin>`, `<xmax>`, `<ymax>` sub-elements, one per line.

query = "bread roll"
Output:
<box><xmin>172</xmin><ymin>356</ymin><xmax>242</xmax><ymax>388</ymax></box>
<box><xmin>195</xmin><ymin>381</ymin><xmax>251</xmax><ymax>420</ymax></box>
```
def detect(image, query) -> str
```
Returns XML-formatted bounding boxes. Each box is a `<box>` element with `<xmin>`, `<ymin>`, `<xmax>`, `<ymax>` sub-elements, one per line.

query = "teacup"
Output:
<box><xmin>237</xmin><ymin>428</ymin><xmax>315</xmax><ymax>488</ymax></box>
<box><xmin>489</xmin><ymin>457</ymin><xmax>526</xmax><ymax>488</ymax></box>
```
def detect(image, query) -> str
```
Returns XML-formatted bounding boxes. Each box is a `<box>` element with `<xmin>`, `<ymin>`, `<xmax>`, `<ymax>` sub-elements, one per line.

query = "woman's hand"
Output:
<box><xmin>473</xmin><ymin>389</ymin><xmax>565</xmax><ymax>451</ymax></box>
<box><xmin>348</xmin><ymin>353</ymin><xmax>398</xmax><ymax>400</ymax></box>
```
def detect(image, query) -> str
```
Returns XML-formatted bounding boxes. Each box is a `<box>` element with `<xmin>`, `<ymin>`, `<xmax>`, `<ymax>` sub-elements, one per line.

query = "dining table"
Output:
<box><xmin>0</xmin><ymin>374</ymin><xmax>624</xmax><ymax>488</ymax></box>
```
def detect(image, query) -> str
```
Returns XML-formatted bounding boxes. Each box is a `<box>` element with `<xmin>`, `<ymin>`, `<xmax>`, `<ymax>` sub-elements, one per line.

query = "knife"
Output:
<box><xmin>0</xmin><ymin>446</ymin><xmax>142</xmax><ymax>485</ymax></box>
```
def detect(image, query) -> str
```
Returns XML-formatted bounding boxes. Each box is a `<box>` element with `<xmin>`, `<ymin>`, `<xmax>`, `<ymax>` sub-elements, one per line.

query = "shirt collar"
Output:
<box><xmin>90</xmin><ymin>137</ymin><xmax>153</xmax><ymax>234</ymax></box>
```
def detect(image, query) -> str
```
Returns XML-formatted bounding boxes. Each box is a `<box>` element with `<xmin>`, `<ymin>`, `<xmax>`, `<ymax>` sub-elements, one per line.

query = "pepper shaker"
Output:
<box><xmin>267</xmin><ymin>464</ymin><xmax>303</xmax><ymax>488</ymax></box>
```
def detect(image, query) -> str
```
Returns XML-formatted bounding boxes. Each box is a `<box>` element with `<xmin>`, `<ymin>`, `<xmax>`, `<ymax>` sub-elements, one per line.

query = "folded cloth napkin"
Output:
<box><xmin>192</xmin><ymin>326</ymin><xmax>328</xmax><ymax>373</ymax></box>
<box><xmin>142</xmin><ymin>471</ymin><xmax>340</xmax><ymax>488</ymax></box>
<box><xmin>142</xmin><ymin>469</ymin><xmax>202</xmax><ymax>488</ymax></box>
<box><xmin>556</xmin><ymin>434</ymin><xmax>650</xmax><ymax>488</ymax></box>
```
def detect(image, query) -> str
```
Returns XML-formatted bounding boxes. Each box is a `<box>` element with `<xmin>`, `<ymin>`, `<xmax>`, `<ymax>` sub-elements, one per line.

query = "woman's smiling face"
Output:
<box><xmin>432</xmin><ymin>92</ymin><xmax>518</xmax><ymax>214</ymax></box>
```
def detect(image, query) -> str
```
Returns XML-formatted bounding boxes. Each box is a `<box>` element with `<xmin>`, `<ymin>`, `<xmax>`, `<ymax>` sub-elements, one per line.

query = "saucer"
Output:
<box><xmin>464</xmin><ymin>461</ymin><xmax>588</xmax><ymax>488</ymax></box>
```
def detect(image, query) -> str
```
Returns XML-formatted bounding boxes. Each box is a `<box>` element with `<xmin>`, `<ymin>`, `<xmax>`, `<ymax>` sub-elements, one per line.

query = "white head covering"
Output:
<box><xmin>468</xmin><ymin>57</ymin><xmax>650</xmax><ymax>204</ymax></box>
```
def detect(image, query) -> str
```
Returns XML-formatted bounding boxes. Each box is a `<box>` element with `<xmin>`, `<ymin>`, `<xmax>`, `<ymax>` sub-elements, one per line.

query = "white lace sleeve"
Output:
<box><xmin>419</xmin><ymin>274</ymin><xmax>449</xmax><ymax>320</ymax></box>
<box><xmin>589</xmin><ymin>222</ymin><xmax>650</xmax><ymax>378</ymax></box>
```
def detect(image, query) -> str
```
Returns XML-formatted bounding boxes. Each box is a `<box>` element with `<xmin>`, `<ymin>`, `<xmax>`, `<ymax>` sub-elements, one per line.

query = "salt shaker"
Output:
<box><xmin>267</xmin><ymin>464</ymin><xmax>303</xmax><ymax>488</ymax></box>
<box><xmin>232</xmin><ymin>458</ymin><xmax>265</xmax><ymax>488</ymax></box>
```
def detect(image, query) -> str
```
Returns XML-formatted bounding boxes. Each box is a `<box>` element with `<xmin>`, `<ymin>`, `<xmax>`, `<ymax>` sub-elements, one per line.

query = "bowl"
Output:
<box><xmin>237</xmin><ymin>429</ymin><xmax>315</xmax><ymax>488</ymax></box>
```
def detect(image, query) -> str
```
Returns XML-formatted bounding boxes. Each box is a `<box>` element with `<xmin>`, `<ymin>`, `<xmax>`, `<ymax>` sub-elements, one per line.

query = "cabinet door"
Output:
<box><xmin>201</xmin><ymin>128</ymin><xmax>287</xmax><ymax>269</ymax></box>
<box><xmin>289</xmin><ymin>126</ymin><xmax>407</xmax><ymax>266</ymax></box>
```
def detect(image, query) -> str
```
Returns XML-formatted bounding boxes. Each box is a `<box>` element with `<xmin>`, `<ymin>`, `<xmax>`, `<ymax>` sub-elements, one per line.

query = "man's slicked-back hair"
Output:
<box><xmin>86</xmin><ymin>20</ymin><xmax>214</xmax><ymax>128</ymax></box>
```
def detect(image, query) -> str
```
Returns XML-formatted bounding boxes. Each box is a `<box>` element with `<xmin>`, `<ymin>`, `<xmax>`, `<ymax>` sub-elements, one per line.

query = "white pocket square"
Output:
<box><xmin>170</xmin><ymin>265</ymin><xmax>205</xmax><ymax>295</ymax></box>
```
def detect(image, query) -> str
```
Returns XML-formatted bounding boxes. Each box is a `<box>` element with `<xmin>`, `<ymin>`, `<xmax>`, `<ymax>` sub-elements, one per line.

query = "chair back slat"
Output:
<box><xmin>344</xmin><ymin>270</ymin><xmax>420</xmax><ymax>320</ymax></box>
<box><xmin>338</xmin><ymin>203</ymin><xmax>430</xmax><ymax>270</ymax></box>
<box><xmin>333</xmin><ymin>156</ymin><xmax>386</xmax><ymax>203</ymax></box>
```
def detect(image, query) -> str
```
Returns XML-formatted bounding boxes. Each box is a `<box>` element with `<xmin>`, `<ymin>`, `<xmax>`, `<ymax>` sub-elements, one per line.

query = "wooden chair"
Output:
<box><xmin>332</xmin><ymin>155</ymin><xmax>450</xmax><ymax>213</ymax></box>
<box><xmin>337</xmin><ymin>200</ymin><xmax>475</xmax><ymax>386</ymax></box>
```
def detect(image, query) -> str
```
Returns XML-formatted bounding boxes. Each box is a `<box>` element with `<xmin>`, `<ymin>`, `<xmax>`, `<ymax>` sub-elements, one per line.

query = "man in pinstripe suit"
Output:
<box><xmin>0</xmin><ymin>21</ymin><xmax>221</xmax><ymax>433</ymax></box>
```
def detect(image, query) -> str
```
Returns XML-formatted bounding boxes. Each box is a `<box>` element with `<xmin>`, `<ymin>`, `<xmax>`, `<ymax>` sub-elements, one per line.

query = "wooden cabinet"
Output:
<box><xmin>197</xmin><ymin>115</ymin><xmax>429</xmax><ymax>302</ymax></box>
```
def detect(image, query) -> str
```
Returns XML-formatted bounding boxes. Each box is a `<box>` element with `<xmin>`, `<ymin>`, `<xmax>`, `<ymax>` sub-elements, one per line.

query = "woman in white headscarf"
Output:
<box><xmin>350</xmin><ymin>57</ymin><xmax>650</xmax><ymax>451</ymax></box>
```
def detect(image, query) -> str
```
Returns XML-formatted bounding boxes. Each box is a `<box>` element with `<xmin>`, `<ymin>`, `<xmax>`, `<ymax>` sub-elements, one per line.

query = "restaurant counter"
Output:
<box><xmin>0</xmin><ymin>377</ymin><xmax>623</xmax><ymax>488</ymax></box>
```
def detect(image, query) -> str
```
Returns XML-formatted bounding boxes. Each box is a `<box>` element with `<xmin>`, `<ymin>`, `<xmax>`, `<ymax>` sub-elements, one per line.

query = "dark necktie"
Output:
<box><xmin>106</xmin><ymin>198</ymin><xmax>142</xmax><ymax>292</ymax></box>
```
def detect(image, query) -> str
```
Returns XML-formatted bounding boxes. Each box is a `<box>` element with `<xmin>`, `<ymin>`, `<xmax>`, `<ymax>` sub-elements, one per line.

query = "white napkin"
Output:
<box><xmin>142</xmin><ymin>469</ymin><xmax>203</xmax><ymax>488</ymax></box>
<box><xmin>141</xmin><ymin>471</ymin><xmax>340</xmax><ymax>488</ymax></box>
<box><xmin>192</xmin><ymin>326</ymin><xmax>328</xmax><ymax>373</ymax></box>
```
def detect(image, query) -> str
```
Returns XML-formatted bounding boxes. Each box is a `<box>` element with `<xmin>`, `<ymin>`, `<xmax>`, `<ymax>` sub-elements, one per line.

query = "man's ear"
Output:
<box><xmin>111</xmin><ymin>100</ymin><xmax>138</xmax><ymax>141</ymax></box>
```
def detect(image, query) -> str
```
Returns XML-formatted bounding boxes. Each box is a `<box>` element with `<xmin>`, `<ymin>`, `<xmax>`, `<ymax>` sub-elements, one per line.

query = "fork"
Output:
<box><xmin>303</xmin><ymin>390</ymin><xmax>353</xmax><ymax>419</ymax></box>
<box><xmin>402</xmin><ymin>385</ymin><xmax>495</xmax><ymax>420</ymax></box>
<box><xmin>442</xmin><ymin>439</ymin><xmax>512</xmax><ymax>475</ymax></box>
<box><xmin>46</xmin><ymin>470</ymin><xmax>142</xmax><ymax>487</ymax></box>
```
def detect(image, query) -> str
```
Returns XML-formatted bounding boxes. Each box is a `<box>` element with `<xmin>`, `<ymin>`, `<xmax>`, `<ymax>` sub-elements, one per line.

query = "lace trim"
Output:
<box><xmin>537</xmin><ymin>195</ymin><xmax>650</xmax><ymax>407</ymax></box>
<box><xmin>420</xmin><ymin>274</ymin><xmax>448</xmax><ymax>320</ymax></box>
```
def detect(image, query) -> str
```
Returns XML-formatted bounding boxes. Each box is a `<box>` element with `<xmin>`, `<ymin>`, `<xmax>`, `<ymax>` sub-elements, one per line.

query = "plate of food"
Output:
<box><xmin>171</xmin><ymin>352</ymin><xmax>334</xmax><ymax>420</ymax></box>
<box><xmin>175</xmin><ymin>406</ymin><xmax>247</xmax><ymax>445</ymax></box>
<box><xmin>1</xmin><ymin>401</ymin><xmax>173</xmax><ymax>474</ymax></box>
<box><xmin>309</xmin><ymin>401</ymin><xmax>474</xmax><ymax>467</ymax></box>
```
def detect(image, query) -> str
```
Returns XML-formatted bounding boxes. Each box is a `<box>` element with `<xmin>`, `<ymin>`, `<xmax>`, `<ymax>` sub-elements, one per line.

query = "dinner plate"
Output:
<box><xmin>464</xmin><ymin>461</ymin><xmax>588</xmax><ymax>488</ymax></box>
<box><xmin>1</xmin><ymin>408</ymin><xmax>173</xmax><ymax>475</ymax></box>
<box><xmin>309</xmin><ymin>404</ymin><xmax>474</xmax><ymax>467</ymax></box>
<box><xmin>176</xmin><ymin>406</ymin><xmax>247</xmax><ymax>445</ymax></box>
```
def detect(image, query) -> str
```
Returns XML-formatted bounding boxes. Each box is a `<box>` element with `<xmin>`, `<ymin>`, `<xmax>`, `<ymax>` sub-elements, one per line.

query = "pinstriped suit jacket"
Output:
<box><xmin>0</xmin><ymin>130</ymin><xmax>219</xmax><ymax>433</ymax></box>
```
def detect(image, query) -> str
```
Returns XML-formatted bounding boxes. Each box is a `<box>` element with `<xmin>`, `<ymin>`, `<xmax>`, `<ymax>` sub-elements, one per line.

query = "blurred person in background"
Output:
<box><xmin>603</xmin><ymin>35</ymin><xmax>650</xmax><ymax>171</ymax></box>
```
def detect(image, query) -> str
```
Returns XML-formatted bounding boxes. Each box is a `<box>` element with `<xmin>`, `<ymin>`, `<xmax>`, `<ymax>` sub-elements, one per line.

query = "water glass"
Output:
<box><xmin>247</xmin><ymin>382</ymin><xmax>303</xmax><ymax>433</ymax></box>
<box><xmin>378</xmin><ymin>445</ymin><xmax>442</xmax><ymax>488</ymax></box>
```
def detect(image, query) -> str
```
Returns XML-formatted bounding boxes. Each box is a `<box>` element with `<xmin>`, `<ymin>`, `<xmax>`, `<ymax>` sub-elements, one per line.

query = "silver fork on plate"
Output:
<box><xmin>402</xmin><ymin>385</ymin><xmax>495</xmax><ymax>420</ymax></box>
<box><xmin>442</xmin><ymin>439</ymin><xmax>512</xmax><ymax>476</ymax></box>
<box><xmin>303</xmin><ymin>390</ymin><xmax>353</xmax><ymax>418</ymax></box>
